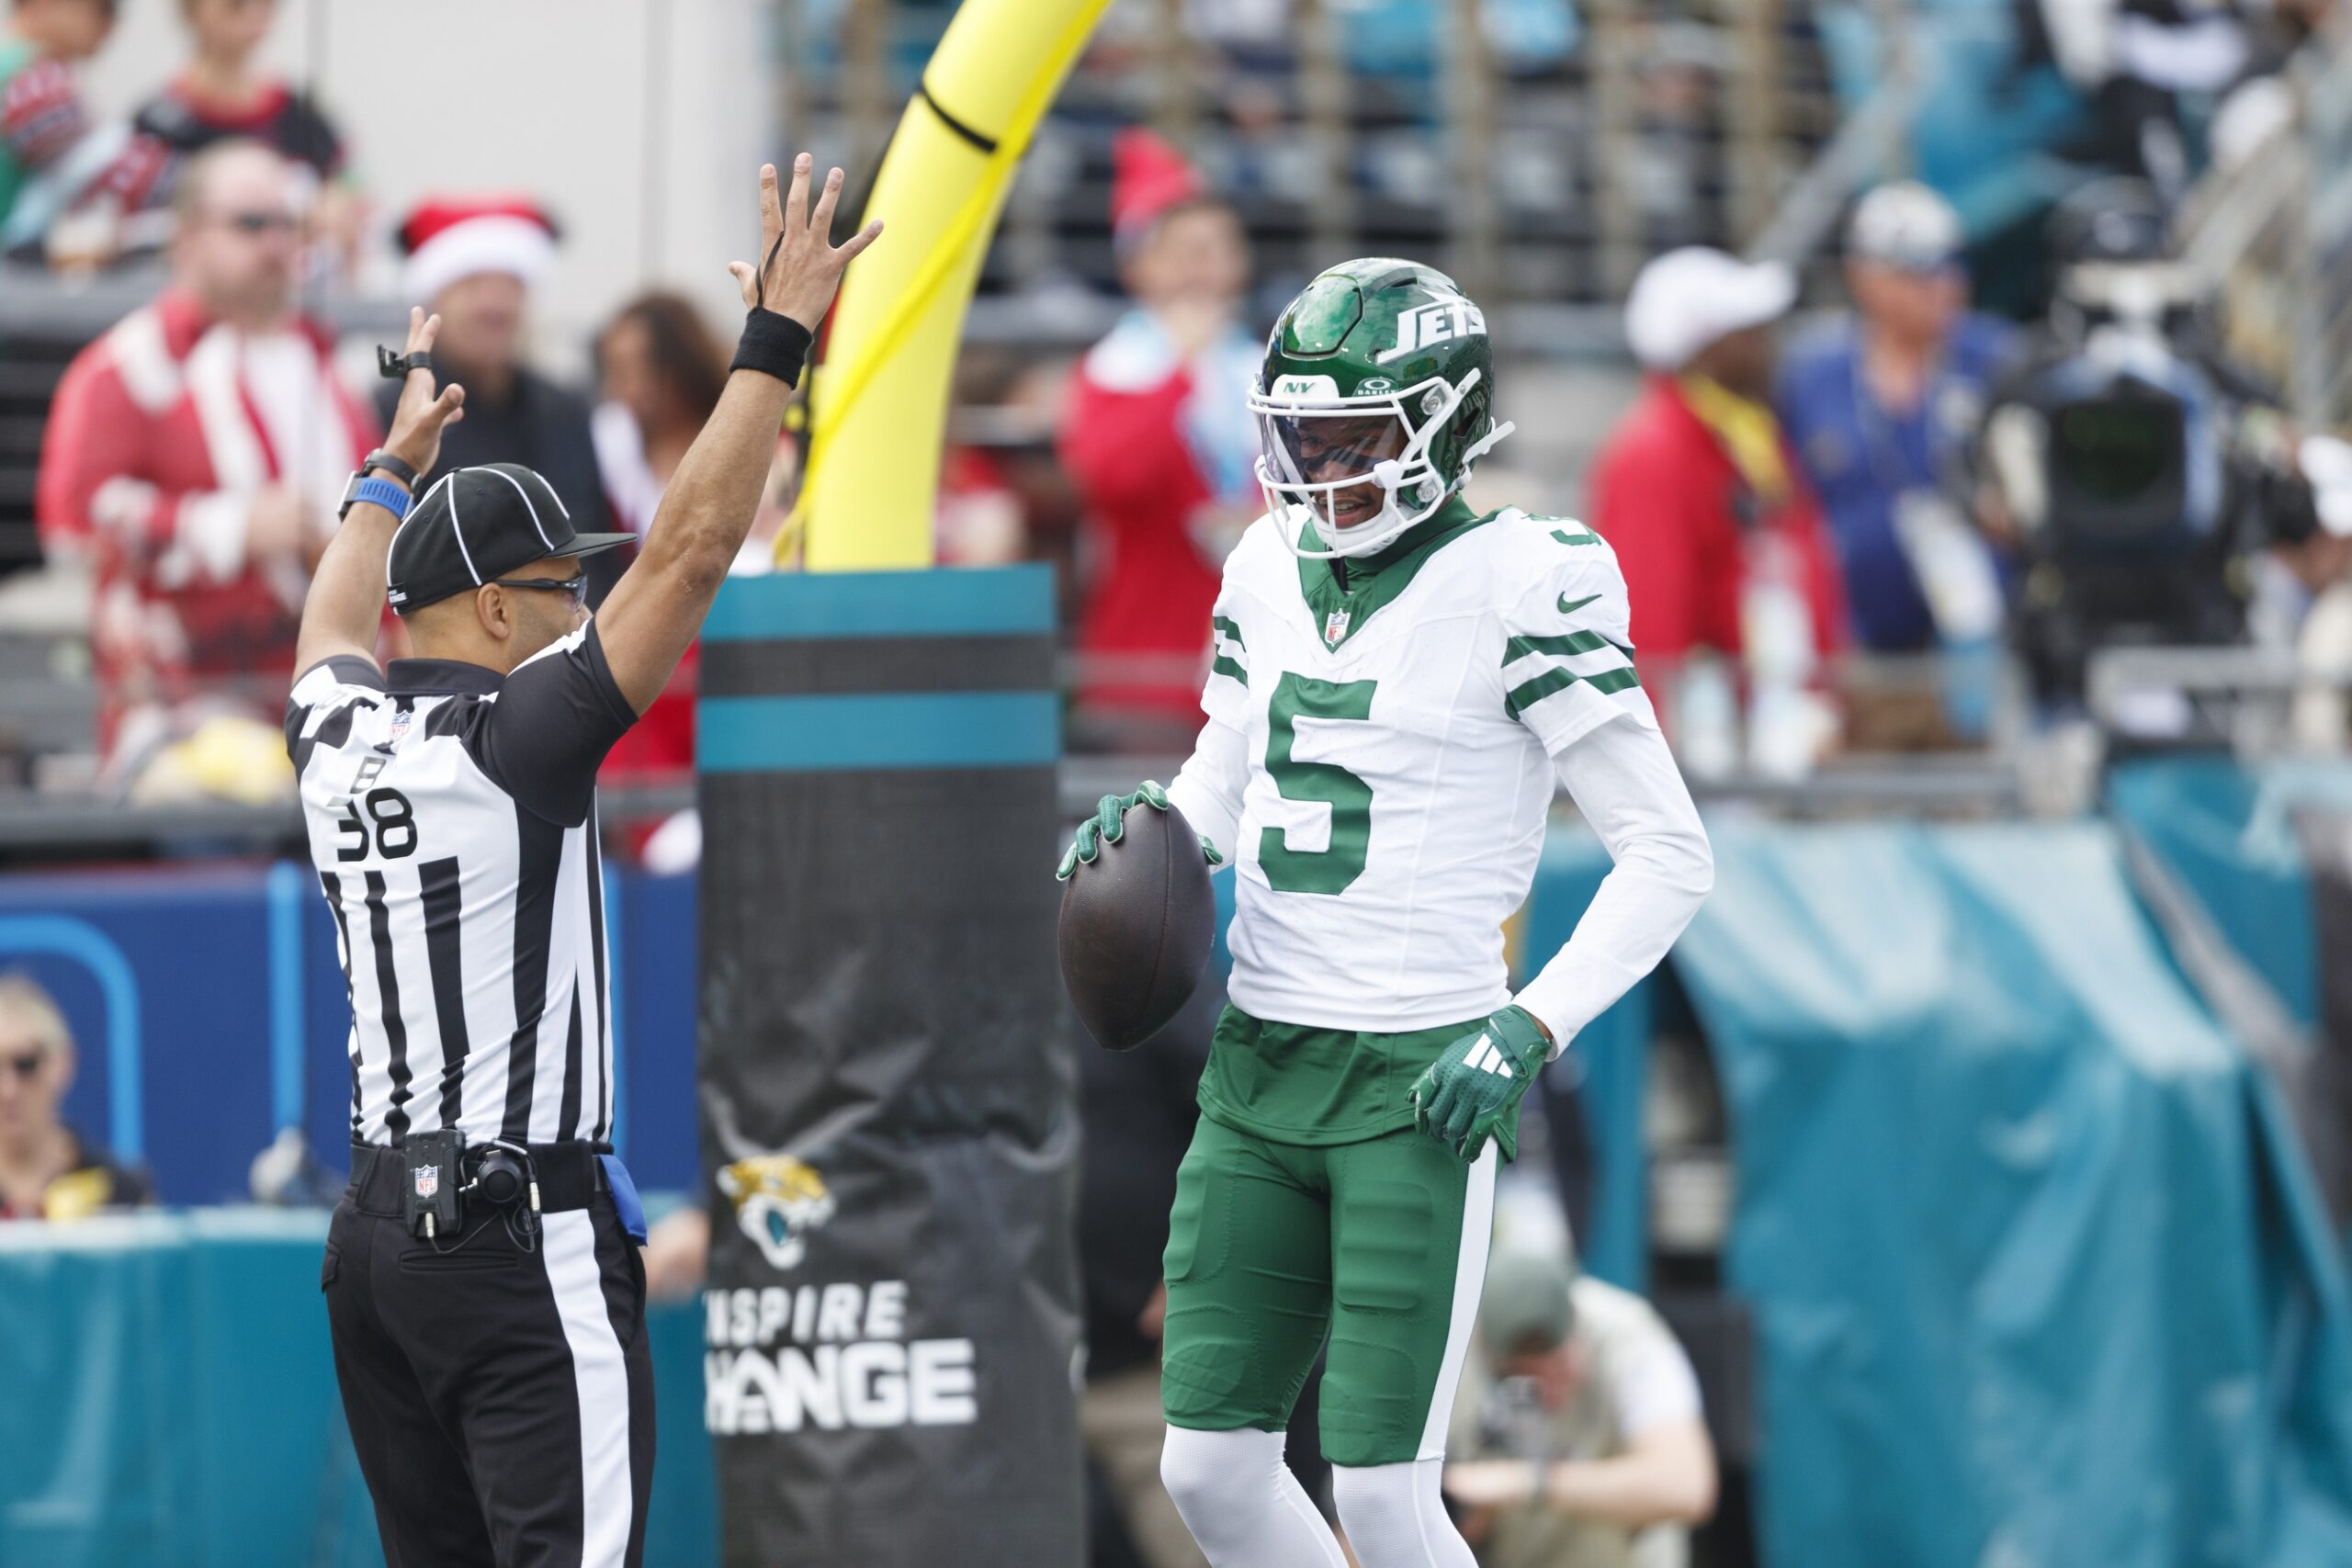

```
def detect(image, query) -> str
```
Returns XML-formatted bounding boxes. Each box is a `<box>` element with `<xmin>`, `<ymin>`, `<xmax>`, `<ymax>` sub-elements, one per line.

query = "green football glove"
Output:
<box><xmin>1056</xmin><ymin>781</ymin><xmax>1226</xmax><ymax>880</ymax></box>
<box><xmin>1411</xmin><ymin>1005</ymin><xmax>1553</xmax><ymax>1164</ymax></box>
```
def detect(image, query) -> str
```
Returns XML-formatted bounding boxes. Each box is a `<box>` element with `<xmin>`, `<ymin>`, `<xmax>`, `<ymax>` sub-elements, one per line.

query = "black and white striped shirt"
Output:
<box><xmin>287</xmin><ymin>623</ymin><xmax>639</xmax><ymax>1149</ymax></box>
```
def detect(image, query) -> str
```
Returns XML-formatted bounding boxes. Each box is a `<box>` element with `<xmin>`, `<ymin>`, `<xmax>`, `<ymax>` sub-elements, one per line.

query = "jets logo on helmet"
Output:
<box><xmin>1375</xmin><ymin>298</ymin><xmax>1487</xmax><ymax>365</ymax></box>
<box><xmin>1249</xmin><ymin>257</ymin><xmax>1516</xmax><ymax>559</ymax></box>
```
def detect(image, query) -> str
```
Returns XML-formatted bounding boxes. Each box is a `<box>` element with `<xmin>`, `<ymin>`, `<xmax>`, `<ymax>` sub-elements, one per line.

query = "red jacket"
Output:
<box><xmin>37</xmin><ymin>287</ymin><xmax>375</xmax><ymax>757</ymax></box>
<box><xmin>1589</xmin><ymin>375</ymin><xmax>1846</xmax><ymax>701</ymax></box>
<box><xmin>1058</xmin><ymin>314</ymin><xmax>1260</xmax><ymax>727</ymax></box>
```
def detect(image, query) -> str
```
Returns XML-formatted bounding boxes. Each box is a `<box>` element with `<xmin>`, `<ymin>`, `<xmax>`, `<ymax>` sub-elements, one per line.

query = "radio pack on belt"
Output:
<box><xmin>401</xmin><ymin>1130</ymin><xmax>540</xmax><ymax>1241</ymax></box>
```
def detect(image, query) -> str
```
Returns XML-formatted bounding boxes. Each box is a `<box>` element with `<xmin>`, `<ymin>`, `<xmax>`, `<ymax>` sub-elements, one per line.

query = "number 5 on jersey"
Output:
<box><xmin>1261</xmin><ymin>671</ymin><xmax>1377</xmax><ymax>895</ymax></box>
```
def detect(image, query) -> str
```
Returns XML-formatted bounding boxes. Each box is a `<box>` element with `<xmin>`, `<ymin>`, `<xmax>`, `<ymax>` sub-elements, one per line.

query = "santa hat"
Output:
<box><xmin>1111</xmin><ymin>129</ymin><xmax>1204</xmax><ymax>251</ymax></box>
<box><xmin>397</xmin><ymin>196</ymin><xmax>560</xmax><ymax>303</ymax></box>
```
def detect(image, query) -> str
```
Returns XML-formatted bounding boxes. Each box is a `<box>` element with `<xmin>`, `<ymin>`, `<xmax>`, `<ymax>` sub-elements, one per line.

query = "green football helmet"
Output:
<box><xmin>1250</xmin><ymin>257</ymin><xmax>1515</xmax><ymax>558</ymax></box>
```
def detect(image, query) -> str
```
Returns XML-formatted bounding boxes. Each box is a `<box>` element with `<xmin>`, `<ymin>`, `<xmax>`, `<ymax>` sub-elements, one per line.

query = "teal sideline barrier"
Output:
<box><xmin>2108</xmin><ymin>756</ymin><xmax>2352</xmax><ymax>1031</ymax></box>
<box><xmin>1516</xmin><ymin>830</ymin><xmax>1653</xmax><ymax>1292</ymax></box>
<box><xmin>0</xmin><ymin>1209</ymin><xmax>717</xmax><ymax>1568</ymax></box>
<box><xmin>1676</xmin><ymin>820</ymin><xmax>2352</xmax><ymax>1568</ymax></box>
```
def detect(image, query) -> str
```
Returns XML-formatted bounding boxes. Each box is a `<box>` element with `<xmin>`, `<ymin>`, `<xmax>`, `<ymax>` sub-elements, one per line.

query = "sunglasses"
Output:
<box><xmin>490</xmin><ymin>573</ymin><xmax>589</xmax><ymax>607</ymax></box>
<box><xmin>218</xmin><ymin>209</ymin><xmax>299</xmax><ymax>236</ymax></box>
<box><xmin>3</xmin><ymin>1050</ymin><xmax>45</xmax><ymax>1081</ymax></box>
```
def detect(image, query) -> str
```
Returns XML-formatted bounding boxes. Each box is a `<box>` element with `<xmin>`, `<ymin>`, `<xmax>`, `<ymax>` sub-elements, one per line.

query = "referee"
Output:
<box><xmin>288</xmin><ymin>157</ymin><xmax>878</xmax><ymax>1568</ymax></box>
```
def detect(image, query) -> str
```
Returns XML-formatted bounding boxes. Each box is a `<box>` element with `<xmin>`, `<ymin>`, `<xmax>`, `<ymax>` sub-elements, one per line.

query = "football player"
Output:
<box><xmin>1057</xmin><ymin>258</ymin><xmax>1713</xmax><ymax>1568</ymax></box>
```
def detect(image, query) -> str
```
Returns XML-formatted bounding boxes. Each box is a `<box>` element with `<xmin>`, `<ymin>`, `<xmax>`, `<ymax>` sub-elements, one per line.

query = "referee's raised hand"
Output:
<box><xmin>293</xmin><ymin>305</ymin><xmax>469</xmax><ymax>676</ymax></box>
<box><xmin>382</xmin><ymin>306</ymin><xmax>467</xmax><ymax>479</ymax></box>
<box><xmin>728</xmin><ymin>154</ymin><xmax>883</xmax><ymax>330</ymax></box>
<box><xmin>589</xmin><ymin>155</ymin><xmax>878</xmax><ymax>715</ymax></box>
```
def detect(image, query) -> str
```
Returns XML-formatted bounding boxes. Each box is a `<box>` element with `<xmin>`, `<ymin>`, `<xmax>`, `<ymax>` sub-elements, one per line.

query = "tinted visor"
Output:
<box><xmin>1259</xmin><ymin>406</ymin><xmax>1413</xmax><ymax>491</ymax></box>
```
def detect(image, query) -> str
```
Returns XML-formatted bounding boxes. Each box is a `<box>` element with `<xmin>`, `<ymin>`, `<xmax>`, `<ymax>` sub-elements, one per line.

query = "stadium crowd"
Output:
<box><xmin>2</xmin><ymin>1</ymin><xmax>2349</xmax><ymax>1566</ymax></box>
<box><xmin>6</xmin><ymin>0</ymin><xmax>2349</xmax><ymax>814</ymax></box>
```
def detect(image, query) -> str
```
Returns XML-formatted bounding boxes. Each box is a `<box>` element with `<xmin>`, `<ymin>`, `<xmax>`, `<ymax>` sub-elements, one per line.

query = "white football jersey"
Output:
<box><xmin>1195</xmin><ymin>506</ymin><xmax>1657</xmax><ymax>1032</ymax></box>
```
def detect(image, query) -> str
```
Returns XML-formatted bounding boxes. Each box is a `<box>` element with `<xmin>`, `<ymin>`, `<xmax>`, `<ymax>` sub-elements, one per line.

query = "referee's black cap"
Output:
<box><xmin>387</xmin><ymin>463</ymin><xmax>633</xmax><ymax>614</ymax></box>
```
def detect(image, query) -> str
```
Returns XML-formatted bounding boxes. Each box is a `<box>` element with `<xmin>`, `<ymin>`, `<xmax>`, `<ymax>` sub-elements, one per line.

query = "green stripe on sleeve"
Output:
<box><xmin>1506</xmin><ymin>630</ymin><xmax>1621</xmax><ymax>662</ymax></box>
<box><xmin>1504</xmin><ymin>667</ymin><xmax>1577</xmax><ymax>719</ymax></box>
<box><xmin>1503</xmin><ymin>659</ymin><xmax>1642</xmax><ymax>719</ymax></box>
<box><xmin>1210</xmin><ymin>615</ymin><xmax>1247</xmax><ymax>685</ymax></box>
<box><xmin>1550</xmin><ymin>527</ymin><xmax>1601</xmax><ymax>547</ymax></box>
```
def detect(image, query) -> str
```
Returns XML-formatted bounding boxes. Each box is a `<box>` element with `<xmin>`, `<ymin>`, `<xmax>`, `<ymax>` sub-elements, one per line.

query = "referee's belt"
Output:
<box><xmin>347</xmin><ymin>1138</ymin><xmax>611</xmax><ymax>1216</ymax></box>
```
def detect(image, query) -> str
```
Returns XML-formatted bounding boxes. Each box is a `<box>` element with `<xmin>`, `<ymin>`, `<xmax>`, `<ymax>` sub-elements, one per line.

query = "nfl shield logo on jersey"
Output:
<box><xmin>413</xmin><ymin>1165</ymin><xmax>438</xmax><ymax>1199</ymax></box>
<box><xmin>387</xmin><ymin>710</ymin><xmax>412</xmax><ymax>745</ymax></box>
<box><xmin>1324</xmin><ymin>610</ymin><xmax>1351</xmax><ymax>646</ymax></box>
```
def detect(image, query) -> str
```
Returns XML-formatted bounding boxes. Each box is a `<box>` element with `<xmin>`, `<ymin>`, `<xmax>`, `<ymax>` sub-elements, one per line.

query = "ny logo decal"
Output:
<box><xmin>1375</xmin><ymin>298</ymin><xmax>1487</xmax><ymax>365</ymax></box>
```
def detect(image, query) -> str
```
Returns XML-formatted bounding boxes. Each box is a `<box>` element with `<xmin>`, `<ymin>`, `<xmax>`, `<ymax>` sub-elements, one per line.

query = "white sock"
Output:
<box><xmin>1331</xmin><ymin>1458</ymin><xmax>1478</xmax><ymax>1568</ymax></box>
<box><xmin>1159</xmin><ymin>1425</ymin><xmax>1349</xmax><ymax>1568</ymax></box>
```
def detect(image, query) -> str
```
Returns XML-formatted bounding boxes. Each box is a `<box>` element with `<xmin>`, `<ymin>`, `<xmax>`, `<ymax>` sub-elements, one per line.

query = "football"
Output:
<box><xmin>1057</xmin><ymin>801</ymin><xmax>1217</xmax><ymax>1051</ymax></box>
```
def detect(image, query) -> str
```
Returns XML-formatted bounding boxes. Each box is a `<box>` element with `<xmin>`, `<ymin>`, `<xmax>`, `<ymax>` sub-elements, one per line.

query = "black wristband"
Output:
<box><xmin>359</xmin><ymin>448</ymin><xmax>419</xmax><ymax>489</ymax></box>
<box><xmin>731</xmin><ymin>309</ymin><xmax>814</xmax><ymax>387</ymax></box>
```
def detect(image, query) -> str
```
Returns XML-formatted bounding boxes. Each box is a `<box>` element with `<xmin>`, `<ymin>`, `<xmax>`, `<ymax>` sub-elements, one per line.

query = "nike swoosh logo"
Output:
<box><xmin>1557</xmin><ymin>592</ymin><xmax>1600</xmax><ymax>615</ymax></box>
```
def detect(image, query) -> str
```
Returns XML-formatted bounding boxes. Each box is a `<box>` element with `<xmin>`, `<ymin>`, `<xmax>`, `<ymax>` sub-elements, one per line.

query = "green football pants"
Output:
<box><xmin>1158</xmin><ymin>1114</ymin><xmax>1498</xmax><ymax>1468</ymax></box>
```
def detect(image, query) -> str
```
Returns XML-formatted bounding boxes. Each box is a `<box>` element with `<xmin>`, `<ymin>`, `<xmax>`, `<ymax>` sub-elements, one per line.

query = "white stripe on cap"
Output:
<box><xmin>482</xmin><ymin>466</ymin><xmax>555</xmax><ymax>548</ymax></box>
<box><xmin>445</xmin><ymin>472</ymin><xmax>481</xmax><ymax>583</ymax></box>
<box><xmin>387</xmin><ymin>471</ymin><xmax>460</xmax><ymax>598</ymax></box>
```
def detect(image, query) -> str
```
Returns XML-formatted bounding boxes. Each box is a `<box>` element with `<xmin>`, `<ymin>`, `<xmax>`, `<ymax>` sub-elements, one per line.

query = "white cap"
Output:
<box><xmin>2302</xmin><ymin>434</ymin><xmax>2352</xmax><ymax>539</ymax></box>
<box><xmin>1623</xmin><ymin>247</ymin><xmax>1795</xmax><ymax>372</ymax></box>
<box><xmin>1848</xmin><ymin>181</ymin><xmax>1963</xmax><ymax>272</ymax></box>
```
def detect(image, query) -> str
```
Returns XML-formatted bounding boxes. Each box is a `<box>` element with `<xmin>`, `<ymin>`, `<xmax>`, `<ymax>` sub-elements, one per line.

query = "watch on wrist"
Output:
<box><xmin>358</xmin><ymin>448</ymin><xmax>420</xmax><ymax>489</ymax></box>
<box><xmin>338</xmin><ymin>471</ymin><xmax>413</xmax><ymax>522</ymax></box>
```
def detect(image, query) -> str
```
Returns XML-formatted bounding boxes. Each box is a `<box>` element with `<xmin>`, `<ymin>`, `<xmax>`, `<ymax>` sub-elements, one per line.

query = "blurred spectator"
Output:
<box><xmin>934</xmin><ymin>346</ymin><xmax>1040</xmax><ymax>570</ymax></box>
<box><xmin>0</xmin><ymin>0</ymin><xmax>115</xmax><ymax>253</ymax></box>
<box><xmin>0</xmin><ymin>973</ymin><xmax>153</xmax><ymax>1221</ymax></box>
<box><xmin>1445</xmin><ymin>1247</ymin><xmax>1716</xmax><ymax>1568</ymax></box>
<box><xmin>1058</xmin><ymin>129</ymin><xmax>1260</xmax><ymax>749</ymax></box>
<box><xmin>592</xmin><ymin>289</ymin><xmax>728</xmax><ymax>784</ymax></box>
<box><xmin>381</xmin><ymin>195</ymin><xmax>614</xmax><ymax>591</ymax></box>
<box><xmin>2014</xmin><ymin>0</ymin><xmax>2289</xmax><ymax>204</ymax></box>
<box><xmin>1593</xmin><ymin>248</ymin><xmax>1845</xmax><ymax>779</ymax></box>
<box><xmin>36</xmin><ymin>140</ymin><xmax>373</xmax><ymax>778</ymax></box>
<box><xmin>119</xmin><ymin>0</ymin><xmax>360</xmax><ymax>265</ymax></box>
<box><xmin>593</xmin><ymin>290</ymin><xmax>727</xmax><ymax>538</ymax></box>
<box><xmin>1778</xmin><ymin>184</ymin><xmax>2019</xmax><ymax>746</ymax></box>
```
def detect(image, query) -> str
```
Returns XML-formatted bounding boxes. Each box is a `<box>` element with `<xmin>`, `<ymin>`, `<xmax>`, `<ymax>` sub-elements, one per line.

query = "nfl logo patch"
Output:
<box><xmin>413</xmin><ymin>1166</ymin><xmax>439</xmax><ymax>1199</ymax></box>
<box><xmin>387</xmin><ymin>711</ymin><xmax>412</xmax><ymax>744</ymax></box>
<box><xmin>1324</xmin><ymin>610</ymin><xmax>1351</xmax><ymax>646</ymax></box>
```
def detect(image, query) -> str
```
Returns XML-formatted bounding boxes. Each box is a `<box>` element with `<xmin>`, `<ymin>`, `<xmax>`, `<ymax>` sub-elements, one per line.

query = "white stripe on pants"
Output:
<box><xmin>541</xmin><ymin>1210</ymin><xmax>634</xmax><ymax>1566</ymax></box>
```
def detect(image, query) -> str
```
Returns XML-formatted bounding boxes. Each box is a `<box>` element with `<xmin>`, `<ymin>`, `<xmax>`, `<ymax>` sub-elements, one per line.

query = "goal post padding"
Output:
<box><xmin>694</xmin><ymin>565</ymin><xmax>1081</xmax><ymax>1566</ymax></box>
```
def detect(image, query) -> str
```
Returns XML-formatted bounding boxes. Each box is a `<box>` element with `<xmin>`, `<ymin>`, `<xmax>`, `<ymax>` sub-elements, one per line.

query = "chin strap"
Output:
<box><xmin>1459</xmin><ymin>417</ymin><xmax>1517</xmax><ymax>469</ymax></box>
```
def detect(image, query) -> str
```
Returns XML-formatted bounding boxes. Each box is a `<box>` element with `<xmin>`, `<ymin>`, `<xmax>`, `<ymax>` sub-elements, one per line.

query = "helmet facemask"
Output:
<box><xmin>1250</xmin><ymin>371</ymin><xmax>1487</xmax><ymax>559</ymax></box>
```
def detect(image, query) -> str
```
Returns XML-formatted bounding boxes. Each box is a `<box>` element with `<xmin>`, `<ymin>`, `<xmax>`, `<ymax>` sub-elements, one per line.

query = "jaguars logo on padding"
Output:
<box><xmin>717</xmin><ymin>1155</ymin><xmax>838</xmax><ymax>1272</ymax></box>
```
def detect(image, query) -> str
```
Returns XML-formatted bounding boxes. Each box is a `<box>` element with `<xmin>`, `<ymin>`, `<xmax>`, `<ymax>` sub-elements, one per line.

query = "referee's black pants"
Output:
<box><xmin>322</xmin><ymin>1142</ymin><xmax>655</xmax><ymax>1568</ymax></box>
